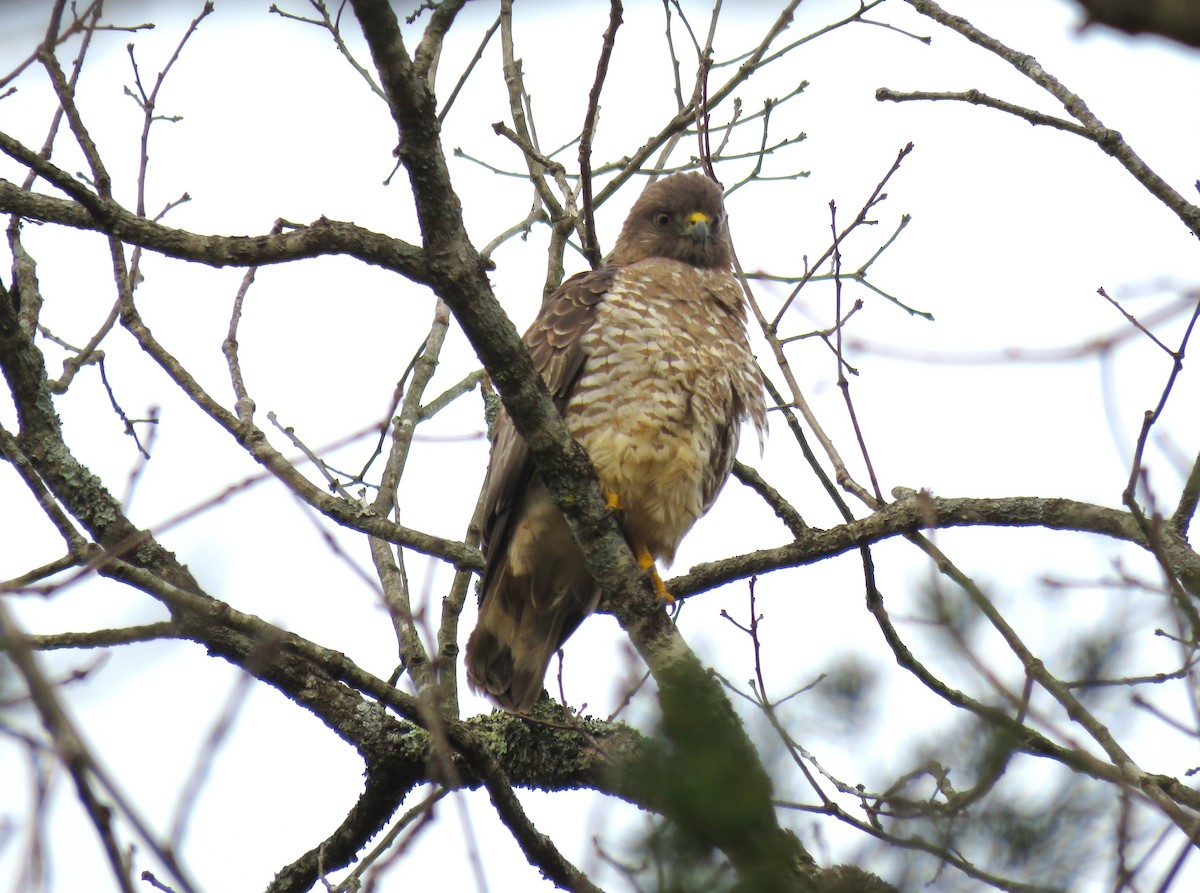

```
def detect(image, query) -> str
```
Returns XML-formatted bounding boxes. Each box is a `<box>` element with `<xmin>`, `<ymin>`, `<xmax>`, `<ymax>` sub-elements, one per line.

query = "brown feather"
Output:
<box><xmin>467</xmin><ymin>269</ymin><xmax>612</xmax><ymax>711</ymax></box>
<box><xmin>478</xmin><ymin>268</ymin><xmax>614</xmax><ymax>595</ymax></box>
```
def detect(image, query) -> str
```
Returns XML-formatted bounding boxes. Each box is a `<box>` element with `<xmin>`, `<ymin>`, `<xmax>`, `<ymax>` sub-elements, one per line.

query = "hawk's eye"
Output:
<box><xmin>653</xmin><ymin>211</ymin><xmax>672</xmax><ymax>228</ymax></box>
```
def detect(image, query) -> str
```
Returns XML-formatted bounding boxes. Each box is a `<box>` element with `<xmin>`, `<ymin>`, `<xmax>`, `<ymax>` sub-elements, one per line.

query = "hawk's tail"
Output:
<box><xmin>465</xmin><ymin>559</ymin><xmax>597</xmax><ymax>713</ymax></box>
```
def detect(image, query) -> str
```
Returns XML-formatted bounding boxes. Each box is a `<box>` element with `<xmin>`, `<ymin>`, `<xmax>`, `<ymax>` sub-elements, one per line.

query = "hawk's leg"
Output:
<box><xmin>603</xmin><ymin>492</ymin><xmax>672</xmax><ymax>603</ymax></box>
<box><xmin>636</xmin><ymin>545</ymin><xmax>674</xmax><ymax>604</ymax></box>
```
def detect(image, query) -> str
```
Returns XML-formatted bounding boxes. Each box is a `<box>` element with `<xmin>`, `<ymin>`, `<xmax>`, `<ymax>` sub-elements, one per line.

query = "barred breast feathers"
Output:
<box><xmin>562</xmin><ymin>256</ymin><xmax>766</xmax><ymax>562</ymax></box>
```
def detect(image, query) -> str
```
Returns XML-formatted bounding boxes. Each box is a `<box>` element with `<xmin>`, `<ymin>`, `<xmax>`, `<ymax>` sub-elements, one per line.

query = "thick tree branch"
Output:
<box><xmin>412</xmin><ymin>0</ymin><xmax>466</xmax><ymax>83</ymax></box>
<box><xmin>60</xmin><ymin>547</ymin><xmax>648</xmax><ymax>893</ymax></box>
<box><xmin>0</xmin><ymin>178</ymin><xmax>431</xmax><ymax>279</ymax></box>
<box><xmin>668</xmin><ymin>491</ymin><xmax>1199</xmax><ymax>600</ymax></box>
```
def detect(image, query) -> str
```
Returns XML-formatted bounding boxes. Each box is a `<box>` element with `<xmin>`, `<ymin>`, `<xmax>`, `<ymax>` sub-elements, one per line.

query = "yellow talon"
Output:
<box><xmin>604</xmin><ymin>491</ymin><xmax>623</xmax><ymax>512</ymax></box>
<box><xmin>637</xmin><ymin>546</ymin><xmax>674</xmax><ymax>604</ymax></box>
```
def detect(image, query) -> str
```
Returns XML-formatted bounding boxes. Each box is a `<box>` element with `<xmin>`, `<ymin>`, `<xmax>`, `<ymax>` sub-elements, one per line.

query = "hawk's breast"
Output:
<box><xmin>564</xmin><ymin>258</ymin><xmax>765</xmax><ymax>564</ymax></box>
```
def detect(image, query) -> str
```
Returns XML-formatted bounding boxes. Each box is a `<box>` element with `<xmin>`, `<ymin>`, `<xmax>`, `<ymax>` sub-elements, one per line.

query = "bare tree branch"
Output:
<box><xmin>896</xmin><ymin>0</ymin><xmax>1200</xmax><ymax>237</ymax></box>
<box><xmin>0</xmin><ymin>178</ymin><xmax>431</xmax><ymax>280</ymax></box>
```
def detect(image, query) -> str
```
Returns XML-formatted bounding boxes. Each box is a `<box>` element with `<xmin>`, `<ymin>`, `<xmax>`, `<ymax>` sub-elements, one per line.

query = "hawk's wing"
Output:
<box><xmin>699</xmin><ymin>298</ymin><xmax>767</xmax><ymax>516</ymax></box>
<box><xmin>478</xmin><ymin>267</ymin><xmax>614</xmax><ymax>600</ymax></box>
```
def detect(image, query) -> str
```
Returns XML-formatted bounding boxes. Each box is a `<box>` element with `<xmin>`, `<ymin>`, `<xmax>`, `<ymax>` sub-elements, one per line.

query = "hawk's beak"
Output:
<box><xmin>685</xmin><ymin>211</ymin><xmax>711</xmax><ymax>244</ymax></box>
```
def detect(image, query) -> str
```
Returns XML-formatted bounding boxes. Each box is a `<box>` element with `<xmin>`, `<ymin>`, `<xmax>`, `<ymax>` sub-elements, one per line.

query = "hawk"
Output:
<box><xmin>465</xmin><ymin>172</ymin><xmax>767</xmax><ymax>712</ymax></box>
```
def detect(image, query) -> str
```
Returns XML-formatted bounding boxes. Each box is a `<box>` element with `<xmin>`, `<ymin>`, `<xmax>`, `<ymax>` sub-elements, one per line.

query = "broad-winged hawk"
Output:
<box><xmin>466</xmin><ymin>172</ymin><xmax>767</xmax><ymax>712</ymax></box>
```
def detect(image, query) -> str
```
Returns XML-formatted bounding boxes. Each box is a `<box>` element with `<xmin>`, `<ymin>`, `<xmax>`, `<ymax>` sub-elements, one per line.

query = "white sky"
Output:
<box><xmin>2</xmin><ymin>1</ymin><xmax>1199</xmax><ymax>891</ymax></box>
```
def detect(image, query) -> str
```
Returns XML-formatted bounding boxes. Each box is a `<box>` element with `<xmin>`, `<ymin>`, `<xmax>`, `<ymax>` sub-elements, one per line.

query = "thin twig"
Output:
<box><xmin>771</xmin><ymin>143</ymin><xmax>914</xmax><ymax>330</ymax></box>
<box><xmin>224</xmin><ymin>220</ymin><xmax>288</xmax><ymax>424</ymax></box>
<box><xmin>437</xmin><ymin>15</ymin><xmax>500</xmax><ymax>124</ymax></box>
<box><xmin>579</xmin><ymin>1</ymin><xmax>623</xmax><ymax>268</ymax></box>
<box><xmin>830</xmin><ymin>199</ymin><xmax>883</xmax><ymax>504</ymax></box>
<box><xmin>369</xmin><ymin>299</ymin><xmax>456</xmax><ymax>696</ymax></box>
<box><xmin>876</xmin><ymin>87</ymin><xmax>1091</xmax><ymax>137</ymax></box>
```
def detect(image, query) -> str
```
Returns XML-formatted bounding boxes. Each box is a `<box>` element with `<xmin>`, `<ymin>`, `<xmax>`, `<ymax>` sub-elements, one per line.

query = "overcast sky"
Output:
<box><xmin>2</xmin><ymin>1</ymin><xmax>1199</xmax><ymax>891</ymax></box>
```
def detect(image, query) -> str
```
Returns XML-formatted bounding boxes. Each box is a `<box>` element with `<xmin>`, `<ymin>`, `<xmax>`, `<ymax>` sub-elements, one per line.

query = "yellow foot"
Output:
<box><xmin>604</xmin><ymin>491</ymin><xmax>623</xmax><ymax>512</ymax></box>
<box><xmin>636</xmin><ymin>545</ymin><xmax>674</xmax><ymax>604</ymax></box>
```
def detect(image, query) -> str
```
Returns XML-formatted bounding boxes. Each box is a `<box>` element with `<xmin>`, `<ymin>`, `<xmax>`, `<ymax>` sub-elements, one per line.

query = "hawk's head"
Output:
<box><xmin>610</xmin><ymin>172</ymin><xmax>732</xmax><ymax>270</ymax></box>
